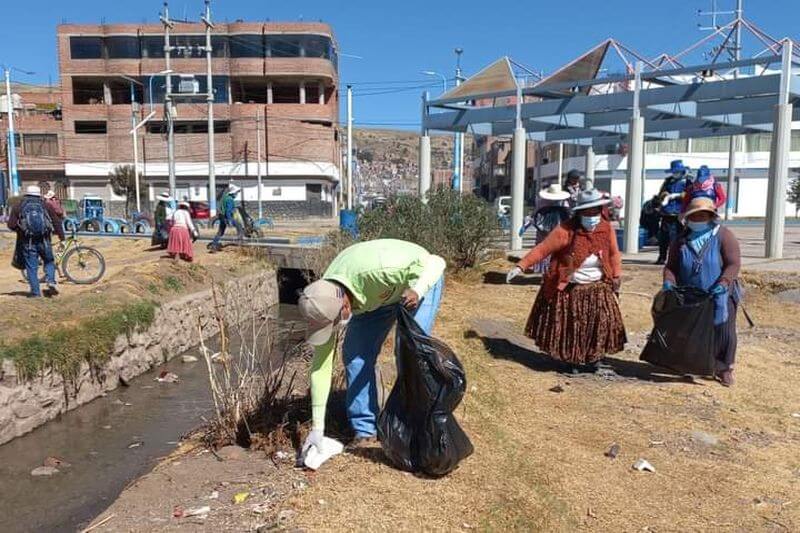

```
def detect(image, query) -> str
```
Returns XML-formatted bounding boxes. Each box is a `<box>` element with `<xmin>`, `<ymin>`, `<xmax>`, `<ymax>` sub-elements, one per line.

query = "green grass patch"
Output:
<box><xmin>0</xmin><ymin>299</ymin><xmax>158</xmax><ymax>382</ymax></box>
<box><xmin>163</xmin><ymin>275</ymin><xmax>184</xmax><ymax>292</ymax></box>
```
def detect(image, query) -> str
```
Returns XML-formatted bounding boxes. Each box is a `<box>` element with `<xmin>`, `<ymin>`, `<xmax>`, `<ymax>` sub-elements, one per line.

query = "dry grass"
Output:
<box><xmin>288</xmin><ymin>261</ymin><xmax>800</xmax><ymax>531</ymax></box>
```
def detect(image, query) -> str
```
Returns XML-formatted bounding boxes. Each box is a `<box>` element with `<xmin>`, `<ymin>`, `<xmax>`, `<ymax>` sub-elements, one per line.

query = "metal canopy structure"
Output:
<box><xmin>418</xmin><ymin>41</ymin><xmax>799</xmax><ymax>258</ymax></box>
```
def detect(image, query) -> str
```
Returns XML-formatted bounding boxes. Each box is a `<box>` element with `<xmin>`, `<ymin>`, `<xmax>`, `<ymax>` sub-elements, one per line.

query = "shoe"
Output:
<box><xmin>654</xmin><ymin>257</ymin><xmax>666</xmax><ymax>265</ymax></box>
<box><xmin>716</xmin><ymin>369</ymin><xmax>735</xmax><ymax>387</ymax></box>
<box><xmin>47</xmin><ymin>283</ymin><xmax>59</xmax><ymax>295</ymax></box>
<box><xmin>346</xmin><ymin>435</ymin><xmax>378</xmax><ymax>451</ymax></box>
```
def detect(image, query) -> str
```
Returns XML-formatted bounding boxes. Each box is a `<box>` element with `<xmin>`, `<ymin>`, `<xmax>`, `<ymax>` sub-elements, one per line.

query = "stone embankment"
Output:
<box><xmin>0</xmin><ymin>271</ymin><xmax>277</xmax><ymax>445</ymax></box>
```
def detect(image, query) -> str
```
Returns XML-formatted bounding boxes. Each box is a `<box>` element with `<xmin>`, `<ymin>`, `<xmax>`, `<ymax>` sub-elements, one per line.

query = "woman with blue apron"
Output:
<box><xmin>662</xmin><ymin>197</ymin><xmax>742</xmax><ymax>386</ymax></box>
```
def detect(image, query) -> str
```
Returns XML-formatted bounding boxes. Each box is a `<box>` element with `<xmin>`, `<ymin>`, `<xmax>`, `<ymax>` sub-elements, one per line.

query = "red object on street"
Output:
<box><xmin>189</xmin><ymin>201</ymin><xmax>210</xmax><ymax>220</ymax></box>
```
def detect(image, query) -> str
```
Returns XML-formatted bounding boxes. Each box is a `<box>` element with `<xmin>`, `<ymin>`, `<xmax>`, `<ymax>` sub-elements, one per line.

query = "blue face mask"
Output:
<box><xmin>581</xmin><ymin>215</ymin><xmax>601</xmax><ymax>231</ymax></box>
<box><xmin>686</xmin><ymin>220</ymin><xmax>712</xmax><ymax>233</ymax></box>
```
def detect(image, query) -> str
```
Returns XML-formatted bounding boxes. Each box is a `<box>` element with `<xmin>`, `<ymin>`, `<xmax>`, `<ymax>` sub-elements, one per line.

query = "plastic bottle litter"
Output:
<box><xmin>155</xmin><ymin>371</ymin><xmax>180</xmax><ymax>383</ymax></box>
<box><xmin>184</xmin><ymin>506</ymin><xmax>211</xmax><ymax>518</ymax></box>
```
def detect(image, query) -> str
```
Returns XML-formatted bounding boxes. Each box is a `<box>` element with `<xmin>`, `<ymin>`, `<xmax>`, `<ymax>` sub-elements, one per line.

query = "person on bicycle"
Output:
<box><xmin>7</xmin><ymin>185</ymin><xmax>58</xmax><ymax>297</ymax></box>
<box><xmin>44</xmin><ymin>190</ymin><xmax>66</xmax><ymax>242</ymax></box>
<box><xmin>208</xmin><ymin>184</ymin><xmax>244</xmax><ymax>253</ymax></box>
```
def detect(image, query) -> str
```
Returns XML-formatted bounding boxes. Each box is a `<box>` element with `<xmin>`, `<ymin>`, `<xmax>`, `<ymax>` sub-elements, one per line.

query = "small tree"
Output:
<box><xmin>789</xmin><ymin>172</ymin><xmax>800</xmax><ymax>218</ymax></box>
<box><xmin>109</xmin><ymin>165</ymin><xmax>137</xmax><ymax>217</ymax></box>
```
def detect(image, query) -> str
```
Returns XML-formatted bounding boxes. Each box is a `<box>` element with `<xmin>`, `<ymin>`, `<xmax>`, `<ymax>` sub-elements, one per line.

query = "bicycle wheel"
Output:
<box><xmin>62</xmin><ymin>246</ymin><xmax>106</xmax><ymax>284</ymax></box>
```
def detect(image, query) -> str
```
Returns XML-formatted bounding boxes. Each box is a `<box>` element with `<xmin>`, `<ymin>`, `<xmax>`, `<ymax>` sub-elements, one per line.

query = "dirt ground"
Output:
<box><xmin>88</xmin><ymin>260</ymin><xmax>800</xmax><ymax>532</ymax></box>
<box><xmin>0</xmin><ymin>232</ymin><xmax>261</xmax><ymax>344</ymax></box>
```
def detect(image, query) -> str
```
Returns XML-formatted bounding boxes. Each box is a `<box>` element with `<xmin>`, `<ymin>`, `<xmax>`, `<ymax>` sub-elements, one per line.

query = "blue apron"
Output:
<box><xmin>677</xmin><ymin>226</ymin><xmax>729</xmax><ymax>325</ymax></box>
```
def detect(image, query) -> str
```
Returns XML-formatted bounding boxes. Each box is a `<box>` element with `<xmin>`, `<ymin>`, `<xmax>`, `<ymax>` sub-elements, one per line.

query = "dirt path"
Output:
<box><xmin>90</xmin><ymin>263</ymin><xmax>800</xmax><ymax>532</ymax></box>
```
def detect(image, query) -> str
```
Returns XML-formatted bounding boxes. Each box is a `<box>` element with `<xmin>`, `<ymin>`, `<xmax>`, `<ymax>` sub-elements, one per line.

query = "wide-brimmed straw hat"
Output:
<box><xmin>539</xmin><ymin>183</ymin><xmax>570</xmax><ymax>201</ymax></box>
<box><xmin>228</xmin><ymin>183</ymin><xmax>241</xmax><ymax>194</ymax></box>
<box><xmin>572</xmin><ymin>189</ymin><xmax>611</xmax><ymax>211</ymax></box>
<box><xmin>25</xmin><ymin>185</ymin><xmax>41</xmax><ymax>197</ymax></box>
<box><xmin>682</xmin><ymin>197</ymin><xmax>719</xmax><ymax>221</ymax></box>
<box><xmin>178</xmin><ymin>200</ymin><xmax>190</xmax><ymax>209</ymax></box>
<box><xmin>157</xmin><ymin>192</ymin><xmax>172</xmax><ymax>202</ymax></box>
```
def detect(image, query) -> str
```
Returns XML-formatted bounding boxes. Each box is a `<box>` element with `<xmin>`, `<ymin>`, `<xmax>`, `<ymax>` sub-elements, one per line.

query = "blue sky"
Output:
<box><xmin>2</xmin><ymin>0</ymin><xmax>798</xmax><ymax>129</ymax></box>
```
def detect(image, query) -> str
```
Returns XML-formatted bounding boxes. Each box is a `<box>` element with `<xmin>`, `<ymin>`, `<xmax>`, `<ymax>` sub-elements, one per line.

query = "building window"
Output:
<box><xmin>305</xmin><ymin>84</ymin><xmax>321</xmax><ymax>104</ymax></box>
<box><xmin>74</xmin><ymin>121</ymin><xmax>107</xmax><ymax>134</ymax></box>
<box><xmin>269</xmin><ymin>35</ymin><xmax>303</xmax><ymax>58</ymax></box>
<box><xmin>229</xmin><ymin>34</ymin><xmax>264</xmax><ymax>58</ymax></box>
<box><xmin>70</xmin><ymin>36</ymin><xmax>104</xmax><ymax>59</ymax></box>
<box><xmin>231</xmin><ymin>78</ymin><xmax>269</xmax><ymax>104</ymax></box>
<box><xmin>108</xmin><ymin>79</ymin><xmax>144</xmax><ymax>105</ymax></box>
<box><xmin>272</xmin><ymin>187</ymin><xmax>282</xmax><ymax>196</ymax></box>
<box><xmin>140</xmin><ymin>36</ymin><xmax>165</xmax><ymax>58</ymax></box>
<box><xmin>272</xmin><ymin>83</ymin><xmax>300</xmax><ymax>104</ymax></box>
<box><xmin>23</xmin><ymin>134</ymin><xmax>59</xmax><ymax>157</ymax></box>
<box><xmin>145</xmin><ymin>120</ymin><xmax>230</xmax><ymax>134</ymax></box>
<box><xmin>211</xmin><ymin>36</ymin><xmax>228</xmax><ymax>58</ymax></box>
<box><xmin>171</xmin><ymin>35</ymin><xmax>206</xmax><ymax>58</ymax></box>
<box><xmin>72</xmin><ymin>78</ymin><xmax>105</xmax><ymax>105</ymax></box>
<box><xmin>106</xmin><ymin>36</ymin><xmax>140</xmax><ymax>59</ymax></box>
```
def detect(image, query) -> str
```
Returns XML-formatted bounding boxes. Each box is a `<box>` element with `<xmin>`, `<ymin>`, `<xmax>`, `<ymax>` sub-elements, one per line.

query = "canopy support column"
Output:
<box><xmin>623</xmin><ymin>62</ymin><xmax>645</xmax><ymax>255</ymax></box>
<box><xmin>584</xmin><ymin>145</ymin><xmax>595</xmax><ymax>186</ymax></box>
<box><xmin>419</xmin><ymin>92</ymin><xmax>432</xmax><ymax>202</ymax></box>
<box><xmin>511</xmin><ymin>86</ymin><xmax>525</xmax><ymax>251</ymax></box>
<box><xmin>765</xmin><ymin>42</ymin><xmax>793</xmax><ymax>259</ymax></box>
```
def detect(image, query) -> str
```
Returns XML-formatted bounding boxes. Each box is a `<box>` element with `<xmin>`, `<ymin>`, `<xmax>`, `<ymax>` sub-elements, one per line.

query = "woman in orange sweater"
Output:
<box><xmin>507</xmin><ymin>189</ymin><xmax>627</xmax><ymax>372</ymax></box>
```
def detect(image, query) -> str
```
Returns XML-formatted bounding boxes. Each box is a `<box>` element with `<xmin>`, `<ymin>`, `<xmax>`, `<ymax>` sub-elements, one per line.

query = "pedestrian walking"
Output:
<box><xmin>656</xmin><ymin>160</ymin><xmax>691</xmax><ymax>264</ymax></box>
<box><xmin>526</xmin><ymin>183</ymin><xmax>571</xmax><ymax>274</ymax></box>
<box><xmin>167</xmin><ymin>201</ymin><xmax>198</xmax><ymax>262</ymax></box>
<box><xmin>297</xmin><ymin>239</ymin><xmax>446</xmax><ymax>457</ymax></box>
<box><xmin>683</xmin><ymin>165</ymin><xmax>726</xmax><ymax>210</ymax></box>
<box><xmin>208</xmin><ymin>184</ymin><xmax>244</xmax><ymax>252</ymax></box>
<box><xmin>152</xmin><ymin>192</ymin><xmax>175</xmax><ymax>249</ymax></box>
<box><xmin>7</xmin><ymin>185</ymin><xmax>58</xmax><ymax>297</ymax></box>
<box><xmin>563</xmin><ymin>169</ymin><xmax>583</xmax><ymax>208</ymax></box>
<box><xmin>507</xmin><ymin>189</ymin><xmax>626</xmax><ymax>372</ymax></box>
<box><xmin>662</xmin><ymin>197</ymin><xmax>741</xmax><ymax>386</ymax></box>
<box><xmin>43</xmin><ymin>190</ymin><xmax>66</xmax><ymax>242</ymax></box>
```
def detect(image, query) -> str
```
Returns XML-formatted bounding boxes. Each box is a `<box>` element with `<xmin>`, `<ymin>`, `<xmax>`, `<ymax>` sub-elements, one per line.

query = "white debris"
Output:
<box><xmin>632</xmin><ymin>459</ymin><xmax>656</xmax><ymax>473</ymax></box>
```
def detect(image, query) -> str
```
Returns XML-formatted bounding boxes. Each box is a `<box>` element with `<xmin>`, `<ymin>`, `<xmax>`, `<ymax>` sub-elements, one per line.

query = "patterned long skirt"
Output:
<box><xmin>525</xmin><ymin>282</ymin><xmax>627</xmax><ymax>364</ymax></box>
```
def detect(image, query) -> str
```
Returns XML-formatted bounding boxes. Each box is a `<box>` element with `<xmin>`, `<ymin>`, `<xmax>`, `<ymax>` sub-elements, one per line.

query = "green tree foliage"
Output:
<box><xmin>788</xmin><ymin>172</ymin><xmax>800</xmax><ymax>217</ymax></box>
<box><xmin>108</xmin><ymin>164</ymin><xmax>138</xmax><ymax>217</ymax></box>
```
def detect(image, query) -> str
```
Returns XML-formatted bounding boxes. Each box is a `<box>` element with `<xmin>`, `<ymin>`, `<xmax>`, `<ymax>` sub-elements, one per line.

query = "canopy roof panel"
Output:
<box><xmin>439</xmin><ymin>56</ymin><xmax>518</xmax><ymax>101</ymax></box>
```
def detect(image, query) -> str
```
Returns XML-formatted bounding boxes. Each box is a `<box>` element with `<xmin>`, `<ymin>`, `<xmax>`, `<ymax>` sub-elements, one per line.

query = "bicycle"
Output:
<box><xmin>22</xmin><ymin>231</ymin><xmax>106</xmax><ymax>285</ymax></box>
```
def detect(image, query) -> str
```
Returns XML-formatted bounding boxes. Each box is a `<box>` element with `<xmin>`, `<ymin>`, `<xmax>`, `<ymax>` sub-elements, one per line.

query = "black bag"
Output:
<box><xmin>377</xmin><ymin>306</ymin><xmax>473</xmax><ymax>477</ymax></box>
<box><xmin>19</xmin><ymin>198</ymin><xmax>53</xmax><ymax>239</ymax></box>
<box><xmin>640</xmin><ymin>286</ymin><xmax>716</xmax><ymax>375</ymax></box>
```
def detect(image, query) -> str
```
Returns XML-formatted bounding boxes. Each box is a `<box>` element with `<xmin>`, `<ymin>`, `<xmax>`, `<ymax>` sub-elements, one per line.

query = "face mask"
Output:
<box><xmin>581</xmin><ymin>215</ymin><xmax>601</xmax><ymax>231</ymax></box>
<box><xmin>686</xmin><ymin>220</ymin><xmax>712</xmax><ymax>232</ymax></box>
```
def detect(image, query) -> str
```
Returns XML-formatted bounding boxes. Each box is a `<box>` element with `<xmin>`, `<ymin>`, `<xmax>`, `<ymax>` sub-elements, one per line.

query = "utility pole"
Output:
<box><xmin>264</xmin><ymin>105</ymin><xmax>270</xmax><ymax>209</ymax></box>
<box><xmin>256</xmin><ymin>109</ymin><xmax>263</xmax><ymax>219</ymax></box>
<box><xmin>202</xmin><ymin>0</ymin><xmax>217</xmax><ymax>216</ymax></box>
<box><xmin>130</xmin><ymin>83</ymin><xmax>142</xmax><ymax>212</ymax></box>
<box><xmin>725</xmin><ymin>0</ymin><xmax>743</xmax><ymax>221</ymax></box>
<box><xmin>346</xmin><ymin>84</ymin><xmax>353</xmax><ymax>209</ymax></box>
<box><xmin>4</xmin><ymin>68</ymin><xmax>19</xmax><ymax>197</ymax></box>
<box><xmin>453</xmin><ymin>48</ymin><xmax>464</xmax><ymax>192</ymax></box>
<box><xmin>161</xmin><ymin>2</ymin><xmax>176</xmax><ymax>197</ymax></box>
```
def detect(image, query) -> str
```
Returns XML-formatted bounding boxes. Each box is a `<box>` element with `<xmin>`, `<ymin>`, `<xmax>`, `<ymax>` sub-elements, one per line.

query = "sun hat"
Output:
<box><xmin>539</xmin><ymin>183</ymin><xmax>570</xmax><ymax>201</ymax></box>
<box><xmin>228</xmin><ymin>183</ymin><xmax>241</xmax><ymax>194</ymax></box>
<box><xmin>25</xmin><ymin>185</ymin><xmax>41</xmax><ymax>197</ymax></box>
<box><xmin>696</xmin><ymin>165</ymin><xmax>712</xmax><ymax>182</ymax></box>
<box><xmin>178</xmin><ymin>200</ymin><xmax>190</xmax><ymax>209</ymax></box>
<box><xmin>682</xmin><ymin>197</ymin><xmax>718</xmax><ymax>221</ymax></box>
<box><xmin>157</xmin><ymin>192</ymin><xmax>172</xmax><ymax>202</ymax></box>
<box><xmin>298</xmin><ymin>279</ymin><xmax>345</xmax><ymax>346</ymax></box>
<box><xmin>666</xmin><ymin>159</ymin><xmax>688</xmax><ymax>174</ymax></box>
<box><xmin>572</xmin><ymin>189</ymin><xmax>611</xmax><ymax>211</ymax></box>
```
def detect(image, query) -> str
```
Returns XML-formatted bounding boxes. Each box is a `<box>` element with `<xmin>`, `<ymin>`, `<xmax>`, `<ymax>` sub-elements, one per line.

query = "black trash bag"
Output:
<box><xmin>377</xmin><ymin>306</ymin><xmax>474</xmax><ymax>477</ymax></box>
<box><xmin>640</xmin><ymin>286</ymin><xmax>716</xmax><ymax>376</ymax></box>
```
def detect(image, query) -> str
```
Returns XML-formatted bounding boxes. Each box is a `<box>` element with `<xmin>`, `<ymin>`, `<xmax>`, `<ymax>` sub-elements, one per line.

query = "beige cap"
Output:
<box><xmin>682</xmin><ymin>197</ymin><xmax>718</xmax><ymax>221</ymax></box>
<box><xmin>298</xmin><ymin>279</ymin><xmax>344</xmax><ymax>346</ymax></box>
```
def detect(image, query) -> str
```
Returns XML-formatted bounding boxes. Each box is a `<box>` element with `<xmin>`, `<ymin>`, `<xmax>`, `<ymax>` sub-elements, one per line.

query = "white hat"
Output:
<box><xmin>44</xmin><ymin>190</ymin><xmax>56</xmax><ymax>199</ymax></box>
<box><xmin>157</xmin><ymin>192</ymin><xmax>172</xmax><ymax>202</ymax></box>
<box><xmin>539</xmin><ymin>184</ymin><xmax>570</xmax><ymax>201</ymax></box>
<box><xmin>178</xmin><ymin>200</ymin><xmax>190</xmax><ymax>209</ymax></box>
<box><xmin>25</xmin><ymin>185</ymin><xmax>41</xmax><ymax>197</ymax></box>
<box><xmin>228</xmin><ymin>183</ymin><xmax>241</xmax><ymax>194</ymax></box>
<box><xmin>572</xmin><ymin>189</ymin><xmax>611</xmax><ymax>211</ymax></box>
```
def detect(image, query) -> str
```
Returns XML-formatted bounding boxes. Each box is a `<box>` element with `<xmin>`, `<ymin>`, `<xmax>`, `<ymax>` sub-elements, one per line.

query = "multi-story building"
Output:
<box><xmin>1</xmin><ymin>20</ymin><xmax>340</xmax><ymax>217</ymax></box>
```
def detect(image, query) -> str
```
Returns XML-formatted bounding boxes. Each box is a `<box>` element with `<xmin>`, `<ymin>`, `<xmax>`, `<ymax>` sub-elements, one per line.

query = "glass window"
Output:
<box><xmin>72</xmin><ymin>78</ymin><xmax>105</xmax><ymax>105</ymax></box>
<box><xmin>269</xmin><ymin>35</ymin><xmax>302</xmax><ymax>57</ymax></box>
<box><xmin>304</xmin><ymin>83</ymin><xmax>321</xmax><ymax>104</ymax></box>
<box><xmin>273</xmin><ymin>83</ymin><xmax>300</xmax><ymax>103</ymax></box>
<box><xmin>197</xmin><ymin>76</ymin><xmax>229</xmax><ymax>104</ymax></box>
<box><xmin>70</xmin><ymin>37</ymin><xmax>104</xmax><ymax>59</ymax></box>
<box><xmin>106</xmin><ymin>36</ymin><xmax>140</xmax><ymax>59</ymax></box>
<box><xmin>140</xmin><ymin>36</ymin><xmax>165</xmax><ymax>58</ymax></box>
<box><xmin>302</xmin><ymin>35</ymin><xmax>328</xmax><ymax>58</ymax></box>
<box><xmin>211</xmin><ymin>36</ymin><xmax>228</xmax><ymax>58</ymax></box>
<box><xmin>23</xmin><ymin>134</ymin><xmax>58</xmax><ymax>157</ymax></box>
<box><xmin>229</xmin><ymin>34</ymin><xmax>264</xmax><ymax>58</ymax></box>
<box><xmin>146</xmin><ymin>120</ymin><xmax>229</xmax><ymax>134</ymax></box>
<box><xmin>74</xmin><ymin>121</ymin><xmax>107</xmax><ymax>134</ymax></box>
<box><xmin>171</xmin><ymin>35</ymin><xmax>206</xmax><ymax>58</ymax></box>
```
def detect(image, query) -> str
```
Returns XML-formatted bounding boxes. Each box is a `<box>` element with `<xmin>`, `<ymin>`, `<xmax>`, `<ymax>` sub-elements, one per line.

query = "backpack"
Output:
<box><xmin>19</xmin><ymin>198</ymin><xmax>54</xmax><ymax>238</ymax></box>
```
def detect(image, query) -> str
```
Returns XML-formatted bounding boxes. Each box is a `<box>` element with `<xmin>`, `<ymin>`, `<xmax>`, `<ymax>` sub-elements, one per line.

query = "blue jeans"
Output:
<box><xmin>210</xmin><ymin>216</ymin><xmax>244</xmax><ymax>247</ymax></box>
<box><xmin>24</xmin><ymin>238</ymin><xmax>56</xmax><ymax>296</ymax></box>
<box><xmin>342</xmin><ymin>277</ymin><xmax>444</xmax><ymax>437</ymax></box>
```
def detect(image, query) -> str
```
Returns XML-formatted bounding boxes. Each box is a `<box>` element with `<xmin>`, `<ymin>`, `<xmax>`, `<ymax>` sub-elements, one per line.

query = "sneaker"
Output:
<box><xmin>716</xmin><ymin>368</ymin><xmax>735</xmax><ymax>387</ymax></box>
<box><xmin>47</xmin><ymin>283</ymin><xmax>59</xmax><ymax>295</ymax></box>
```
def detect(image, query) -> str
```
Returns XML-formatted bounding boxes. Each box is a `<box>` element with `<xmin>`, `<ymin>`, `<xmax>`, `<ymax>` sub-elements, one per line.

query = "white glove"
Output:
<box><xmin>506</xmin><ymin>266</ymin><xmax>523</xmax><ymax>284</ymax></box>
<box><xmin>661</xmin><ymin>193</ymin><xmax>681</xmax><ymax>207</ymax></box>
<box><xmin>302</xmin><ymin>428</ymin><xmax>324</xmax><ymax>454</ymax></box>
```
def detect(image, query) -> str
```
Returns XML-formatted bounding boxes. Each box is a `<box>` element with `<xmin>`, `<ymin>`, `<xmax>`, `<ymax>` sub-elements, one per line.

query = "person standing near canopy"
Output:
<box><xmin>662</xmin><ymin>197</ymin><xmax>741</xmax><ymax>387</ymax></box>
<box><xmin>656</xmin><ymin>160</ymin><xmax>692</xmax><ymax>265</ymax></box>
<box><xmin>507</xmin><ymin>189</ymin><xmax>627</xmax><ymax>373</ymax></box>
<box><xmin>297</xmin><ymin>239</ymin><xmax>446</xmax><ymax>463</ymax></box>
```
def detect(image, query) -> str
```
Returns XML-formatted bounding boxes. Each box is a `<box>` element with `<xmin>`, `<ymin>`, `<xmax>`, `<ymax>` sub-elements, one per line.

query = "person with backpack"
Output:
<box><xmin>208</xmin><ymin>184</ymin><xmax>244</xmax><ymax>252</ymax></box>
<box><xmin>656</xmin><ymin>160</ymin><xmax>692</xmax><ymax>265</ymax></box>
<box><xmin>684</xmin><ymin>165</ymin><xmax>727</xmax><ymax>211</ymax></box>
<box><xmin>7</xmin><ymin>185</ymin><xmax>58</xmax><ymax>297</ymax></box>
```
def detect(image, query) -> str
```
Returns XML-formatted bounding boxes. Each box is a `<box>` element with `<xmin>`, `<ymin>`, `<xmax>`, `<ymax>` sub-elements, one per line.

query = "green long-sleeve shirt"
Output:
<box><xmin>310</xmin><ymin>239</ymin><xmax>446</xmax><ymax>430</ymax></box>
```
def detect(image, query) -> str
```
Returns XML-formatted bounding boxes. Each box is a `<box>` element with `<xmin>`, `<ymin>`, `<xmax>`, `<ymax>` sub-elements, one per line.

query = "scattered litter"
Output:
<box><xmin>632</xmin><ymin>459</ymin><xmax>656</xmax><ymax>473</ymax></box>
<box><xmin>233</xmin><ymin>492</ymin><xmax>250</xmax><ymax>505</ymax></box>
<box><xmin>690</xmin><ymin>430</ymin><xmax>719</xmax><ymax>447</ymax></box>
<box><xmin>31</xmin><ymin>466</ymin><xmax>59</xmax><ymax>477</ymax></box>
<box><xmin>101</xmin><ymin>425</ymin><xmax>112</xmax><ymax>430</ymax></box>
<box><xmin>252</xmin><ymin>504</ymin><xmax>270</xmax><ymax>515</ymax></box>
<box><xmin>649</xmin><ymin>440</ymin><xmax>665</xmax><ymax>447</ymax></box>
<box><xmin>274</xmin><ymin>451</ymin><xmax>289</xmax><ymax>461</ymax></box>
<box><xmin>317</xmin><ymin>499</ymin><xmax>326</xmax><ymax>505</ymax></box>
<box><xmin>470</xmin><ymin>386</ymin><xmax>478</xmax><ymax>393</ymax></box>
<box><xmin>549</xmin><ymin>385</ymin><xmax>565</xmax><ymax>393</ymax></box>
<box><xmin>605</xmin><ymin>444</ymin><xmax>620</xmax><ymax>459</ymax></box>
<box><xmin>587</xmin><ymin>508</ymin><xmax>597</xmax><ymax>519</ymax></box>
<box><xmin>293</xmin><ymin>480</ymin><xmax>308</xmax><ymax>490</ymax></box>
<box><xmin>791</xmin><ymin>413</ymin><xmax>800</xmax><ymax>419</ymax></box>
<box><xmin>183</xmin><ymin>506</ymin><xmax>211</xmax><ymax>518</ymax></box>
<box><xmin>155</xmin><ymin>371</ymin><xmax>180</xmax><ymax>383</ymax></box>
<box><xmin>181</xmin><ymin>355</ymin><xmax>199</xmax><ymax>363</ymax></box>
<box><xmin>207</xmin><ymin>491</ymin><xmax>219</xmax><ymax>500</ymax></box>
<box><xmin>43</xmin><ymin>456</ymin><xmax>70</xmax><ymax>468</ymax></box>
<box><xmin>128</xmin><ymin>441</ymin><xmax>144</xmax><ymax>449</ymax></box>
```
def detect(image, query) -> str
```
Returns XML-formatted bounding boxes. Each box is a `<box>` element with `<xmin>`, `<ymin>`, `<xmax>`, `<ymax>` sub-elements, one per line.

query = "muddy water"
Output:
<box><xmin>0</xmin><ymin>305</ymin><xmax>304</xmax><ymax>533</ymax></box>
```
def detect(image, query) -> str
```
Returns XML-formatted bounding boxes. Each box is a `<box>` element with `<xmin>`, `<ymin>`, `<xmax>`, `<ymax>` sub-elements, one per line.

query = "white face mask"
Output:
<box><xmin>581</xmin><ymin>215</ymin><xmax>601</xmax><ymax>231</ymax></box>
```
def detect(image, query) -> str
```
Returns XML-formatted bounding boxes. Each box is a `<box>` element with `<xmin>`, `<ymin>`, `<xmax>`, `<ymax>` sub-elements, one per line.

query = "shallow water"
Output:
<box><xmin>0</xmin><ymin>304</ymin><xmax>303</xmax><ymax>533</ymax></box>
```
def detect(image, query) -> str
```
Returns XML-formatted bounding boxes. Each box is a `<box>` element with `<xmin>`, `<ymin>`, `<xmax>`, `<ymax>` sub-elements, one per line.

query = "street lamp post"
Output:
<box><xmin>421</xmin><ymin>70</ymin><xmax>448</xmax><ymax>94</ymax></box>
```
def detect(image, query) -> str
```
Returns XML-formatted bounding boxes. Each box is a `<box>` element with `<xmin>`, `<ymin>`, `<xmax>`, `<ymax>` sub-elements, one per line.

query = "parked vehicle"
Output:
<box><xmin>189</xmin><ymin>201</ymin><xmax>210</xmax><ymax>220</ymax></box>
